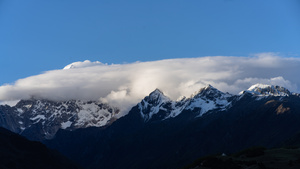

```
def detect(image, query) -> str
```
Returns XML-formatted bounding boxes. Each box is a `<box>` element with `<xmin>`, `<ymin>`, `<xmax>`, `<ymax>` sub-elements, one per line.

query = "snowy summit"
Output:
<box><xmin>245</xmin><ymin>84</ymin><xmax>291</xmax><ymax>97</ymax></box>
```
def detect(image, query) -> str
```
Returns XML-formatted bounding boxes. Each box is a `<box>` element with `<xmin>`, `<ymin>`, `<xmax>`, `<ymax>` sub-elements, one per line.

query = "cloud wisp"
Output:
<box><xmin>0</xmin><ymin>53</ymin><xmax>299</xmax><ymax>115</ymax></box>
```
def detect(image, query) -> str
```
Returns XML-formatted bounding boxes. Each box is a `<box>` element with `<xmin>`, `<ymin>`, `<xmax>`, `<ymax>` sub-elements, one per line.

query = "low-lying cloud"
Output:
<box><xmin>1</xmin><ymin>53</ymin><xmax>300</xmax><ymax>115</ymax></box>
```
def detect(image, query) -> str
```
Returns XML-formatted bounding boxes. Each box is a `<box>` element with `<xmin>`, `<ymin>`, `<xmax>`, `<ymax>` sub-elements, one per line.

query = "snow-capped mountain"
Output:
<box><xmin>138</xmin><ymin>89</ymin><xmax>172</xmax><ymax>121</ymax></box>
<box><xmin>137</xmin><ymin>84</ymin><xmax>300</xmax><ymax>122</ymax></box>
<box><xmin>0</xmin><ymin>83</ymin><xmax>298</xmax><ymax>142</ymax></box>
<box><xmin>185</xmin><ymin>85</ymin><xmax>233</xmax><ymax>116</ymax></box>
<box><xmin>0</xmin><ymin>99</ymin><xmax>119</xmax><ymax>140</ymax></box>
<box><xmin>138</xmin><ymin>85</ymin><xmax>234</xmax><ymax>121</ymax></box>
<box><xmin>241</xmin><ymin>83</ymin><xmax>291</xmax><ymax>97</ymax></box>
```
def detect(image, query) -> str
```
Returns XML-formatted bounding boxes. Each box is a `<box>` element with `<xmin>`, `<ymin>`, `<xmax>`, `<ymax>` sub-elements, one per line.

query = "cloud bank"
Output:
<box><xmin>1</xmin><ymin>53</ymin><xmax>300</xmax><ymax>114</ymax></box>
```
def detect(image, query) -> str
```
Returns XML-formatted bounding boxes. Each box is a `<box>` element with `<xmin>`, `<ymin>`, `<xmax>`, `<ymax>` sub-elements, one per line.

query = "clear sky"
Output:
<box><xmin>0</xmin><ymin>0</ymin><xmax>300</xmax><ymax>85</ymax></box>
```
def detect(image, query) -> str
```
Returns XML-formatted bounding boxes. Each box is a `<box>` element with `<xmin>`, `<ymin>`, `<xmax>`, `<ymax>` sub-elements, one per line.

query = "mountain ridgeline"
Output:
<box><xmin>0</xmin><ymin>99</ymin><xmax>119</xmax><ymax>140</ymax></box>
<box><xmin>1</xmin><ymin>84</ymin><xmax>300</xmax><ymax>169</ymax></box>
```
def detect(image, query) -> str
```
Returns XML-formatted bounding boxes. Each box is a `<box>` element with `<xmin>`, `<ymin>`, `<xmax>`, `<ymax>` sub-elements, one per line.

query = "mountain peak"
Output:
<box><xmin>138</xmin><ymin>89</ymin><xmax>171</xmax><ymax>121</ymax></box>
<box><xmin>245</xmin><ymin>84</ymin><xmax>291</xmax><ymax>96</ymax></box>
<box><xmin>204</xmin><ymin>84</ymin><xmax>214</xmax><ymax>89</ymax></box>
<box><xmin>185</xmin><ymin>84</ymin><xmax>233</xmax><ymax>116</ymax></box>
<box><xmin>150</xmin><ymin>88</ymin><xmax>164</xmax><ymax>95</ymax></box>
<box><xmin>191</xmin><ymin>84</ymin><xmax>225</xmax><ymax>99</ymax></box>
<box><xmin>146</xmin><ymin>88</ymin><xmax>169</xmax><ymax>102</ymax></box>
<box><xmin>199</xmin><ymin>84</ymin><xmax>215</xmax><ymax>91</ymax></box>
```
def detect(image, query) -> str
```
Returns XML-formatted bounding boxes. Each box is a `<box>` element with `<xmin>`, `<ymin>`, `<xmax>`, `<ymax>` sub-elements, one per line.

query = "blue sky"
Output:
<box><xmin>0</xmin><ymin>0</ymin><xmax>300</xmax><ymax>86</ymax></box>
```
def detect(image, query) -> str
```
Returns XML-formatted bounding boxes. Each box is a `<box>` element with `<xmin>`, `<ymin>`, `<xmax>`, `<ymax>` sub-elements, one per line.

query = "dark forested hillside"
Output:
<box><xmin>0</xmin><ymin>127</ymin><xmax>82</xmax><ymax>169</ymax></box>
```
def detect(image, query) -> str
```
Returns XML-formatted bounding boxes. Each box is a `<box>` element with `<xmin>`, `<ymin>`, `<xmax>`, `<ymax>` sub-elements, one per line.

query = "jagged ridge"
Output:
<box><xmin>0</xmin><ymin>99</ymin><xmax>119</xmax><ymax>140</ymax></box>
<box><xmin>138</xmin><ymin>85</ymin><xmax>234</xmax><ymax>121</ymax></box>
<box><xmin>137</xmin><ymin>84</ymin><xmax>298</xmax><ymax>122</ymax></box>
<box><xmin>245</xmin><ymin>83</ymin><xmax>291</xmax><ymax>96</ymax></box>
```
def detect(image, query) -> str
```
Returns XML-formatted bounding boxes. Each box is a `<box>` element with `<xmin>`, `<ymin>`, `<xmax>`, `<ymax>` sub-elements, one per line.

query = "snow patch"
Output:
<box><xmin>75</xmin><ymin>102</ymin><xmax>112</xmax><ymax>127</ymax></box>
<box><xmin>248</xmin><ymin>84</ymin><xmax>271</xmax><ymax>91</ymax></box>
<box><xmin>17</xmin><ymin>108</ymin><xmax>24</xmax><ymax>115</ymax></box>
<box><xmin>61</xmin><ymin>121</ymin><xmax>72</xmax><ymax>129</ymax></box>
<box><xmin>30</xmin><ymin>115</ymin><xmax>46</xmax><ymax>121</ymax></box>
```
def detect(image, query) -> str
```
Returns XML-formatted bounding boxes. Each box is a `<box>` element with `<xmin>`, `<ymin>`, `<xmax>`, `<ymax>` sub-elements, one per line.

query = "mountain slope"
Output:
<box><xmin>184</xmin><ymin>147</ymin><xmax>300</xmax><ymax>169</ymax></box>
<box><xmin>0</xmin><ymin>127</ymin><xmax>83</xmax><ymax>169</ymax></box>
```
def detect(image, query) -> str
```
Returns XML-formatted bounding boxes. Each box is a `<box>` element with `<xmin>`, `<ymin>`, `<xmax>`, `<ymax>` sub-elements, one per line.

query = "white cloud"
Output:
<box><xmin>0</xmin><ymin>53</ymin><xmax>300</xmax><ymax>115</ymax></box>
<box><xmin>63</xmin><ymin>60</ymin><xmax>104</xmax><ymax>69</ymax></box>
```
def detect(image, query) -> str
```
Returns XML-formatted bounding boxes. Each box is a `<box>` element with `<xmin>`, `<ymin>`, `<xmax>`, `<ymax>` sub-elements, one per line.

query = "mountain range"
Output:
<box><xmin>1</xmin><ymin>84</ymin><xmax>300</xmax><ymax>168</ymax></box>
<box><xmin>0</xmin><ymin>99</ymin><xmax>119</xmax><ymax>140</ymax></box>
